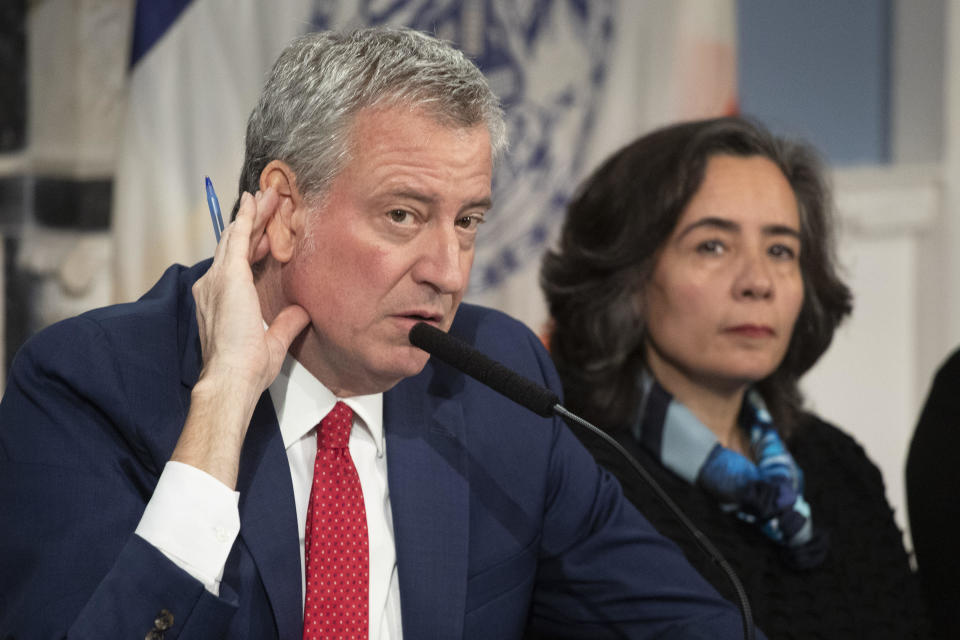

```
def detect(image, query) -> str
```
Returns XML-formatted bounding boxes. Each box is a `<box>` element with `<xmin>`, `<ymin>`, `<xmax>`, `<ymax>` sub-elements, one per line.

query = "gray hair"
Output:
<box><xmin>236</xmin><ymin>27</ymin><xmax>507</xmax><ymax>207</ymax></box>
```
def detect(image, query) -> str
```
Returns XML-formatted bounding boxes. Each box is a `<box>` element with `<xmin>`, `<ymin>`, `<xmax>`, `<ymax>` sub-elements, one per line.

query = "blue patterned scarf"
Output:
<box><xmin>633</xmin><ymin>373</ymin><xmax>829</xmax><ymax>569</ymax></box>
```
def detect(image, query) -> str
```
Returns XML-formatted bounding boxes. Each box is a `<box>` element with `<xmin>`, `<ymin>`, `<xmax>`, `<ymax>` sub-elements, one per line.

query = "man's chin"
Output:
<box><xmin>400</xmin><ymin>348</ymin><xmax>432</xmax><ymax>376</ymax></box>
<box><xmin>375</xmin><ymin>349</ymin><xmax>432</xmax><ymax>391</ymax></box>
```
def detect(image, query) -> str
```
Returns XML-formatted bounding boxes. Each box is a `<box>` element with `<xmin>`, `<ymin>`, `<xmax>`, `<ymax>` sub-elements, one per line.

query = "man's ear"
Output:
<box><xmin>259</xmin><ymin>160</ymin><xmax>303</xmax><ymax>263</ymax></box>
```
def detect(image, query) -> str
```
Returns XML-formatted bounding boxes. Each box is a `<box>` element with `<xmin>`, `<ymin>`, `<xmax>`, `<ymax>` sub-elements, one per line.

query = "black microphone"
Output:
<box><xmin>408</xmin><ymin>321</ymin><xmax>756</xmax><ymax>640</ymax></box>
<box><xmin>408</xmin><ymin>322</ymin><xmax>559</xmax><ymax>417</ymax></box>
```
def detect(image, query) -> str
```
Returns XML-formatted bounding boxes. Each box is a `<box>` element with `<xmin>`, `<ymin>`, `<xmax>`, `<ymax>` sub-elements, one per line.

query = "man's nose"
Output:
<box><xmin>413</xmin><ymin>226</ymin><xmax>469</xmax><ymax>294</ymax></box>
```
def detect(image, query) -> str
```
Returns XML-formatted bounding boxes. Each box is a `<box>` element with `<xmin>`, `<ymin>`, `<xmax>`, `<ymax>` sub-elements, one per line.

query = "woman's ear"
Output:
<box><xmin>259</xmin><ymin>160</ymin><xmax>303</xmax><ymax>263</ymax></box>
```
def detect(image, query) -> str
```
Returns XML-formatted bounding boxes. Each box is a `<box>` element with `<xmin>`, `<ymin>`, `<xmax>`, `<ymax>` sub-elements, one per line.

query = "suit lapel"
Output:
<box><xmin>236</xmin><ymin>394</ymin><xmax>303</xmax><ymax>639</ymax></box>
<box><xmin>385</xmin><ymin>373</ymin><xmax>470</xmax><ymax>639</ymax></box>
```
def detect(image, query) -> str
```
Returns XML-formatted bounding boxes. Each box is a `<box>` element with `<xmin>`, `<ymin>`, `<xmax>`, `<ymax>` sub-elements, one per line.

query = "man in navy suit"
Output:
<box><xmin>0</xmin><ymin>28</ymin><xmax>759</xmax><ymax>639</ymax></box>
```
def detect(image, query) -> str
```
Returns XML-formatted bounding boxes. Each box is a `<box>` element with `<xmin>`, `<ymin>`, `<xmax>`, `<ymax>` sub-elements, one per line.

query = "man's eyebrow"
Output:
<box><xmin>465</xmin><ymin>196</ymin><xmax>493</xmax><ymax>212</ymax></box>
<box><xmin>384</xmin><ymin>189</ymin><xmax>436</xmax><ymax>205</ymax></box>
<box><xmin>382</xmin><ymin>189</ymin><xmax>492</xmax><ymax>212</ymax></box>
<box><xmin>677</xmin><ymin>216</ymin><xmax>800</xmax><ymax>239</ymax></box>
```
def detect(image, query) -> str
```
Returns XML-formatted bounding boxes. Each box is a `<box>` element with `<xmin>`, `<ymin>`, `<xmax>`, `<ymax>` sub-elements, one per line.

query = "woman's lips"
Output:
<box><xmin>725</xmin><ymin>324</ymin><xmax>775</xmax><ymax>338</ymax></box>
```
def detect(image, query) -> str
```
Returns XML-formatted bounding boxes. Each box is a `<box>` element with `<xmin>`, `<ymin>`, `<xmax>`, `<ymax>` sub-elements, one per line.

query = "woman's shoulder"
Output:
<box><xmin>790</xmin><ymin>413</ymin><xmax>931</xmax><ymax>635</ymax></box>
<box><xmin>790</xmin><ymin>411</ymin><xmax>857</xmax><ymax>442</ymax></box>
<box><xmin>786</xmin><ymin>412</ymin><xmax>907</xmax><ymax>541</ymax></box>
<box><xmin>791</xmin><ymin>413</ymin><xmax>896</xmax><ymax>504</ymax></box>
<box><xmin>788</xmin><ymin>413</ymin><xmax>904</xmax><ymax>546</ymax></box>
<box><xmin>788</xmin><ymin>413</ymin><xmax>879</xmax><ymax>475</ymax></box>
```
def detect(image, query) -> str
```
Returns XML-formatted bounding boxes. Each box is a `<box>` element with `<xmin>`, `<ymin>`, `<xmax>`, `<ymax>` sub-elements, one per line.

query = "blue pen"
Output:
<box><xmin>205</xmin><ymin>176</ymin><xmax>225</xmax><ymax>242</ymax></box>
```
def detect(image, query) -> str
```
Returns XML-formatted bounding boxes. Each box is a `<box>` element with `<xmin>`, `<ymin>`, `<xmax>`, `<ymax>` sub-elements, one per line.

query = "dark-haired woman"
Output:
<box><xmin>541</xmin><ymin>117</ymin><xmax>928</xmax><ymax>639</ymax></box>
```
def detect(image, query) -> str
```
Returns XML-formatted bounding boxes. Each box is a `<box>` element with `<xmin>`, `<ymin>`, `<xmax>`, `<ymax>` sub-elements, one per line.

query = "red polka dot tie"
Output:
<box><xmin>302</xmin><ymin>401</ymin><xmax>369</xmax><ymax>639</ymax></box>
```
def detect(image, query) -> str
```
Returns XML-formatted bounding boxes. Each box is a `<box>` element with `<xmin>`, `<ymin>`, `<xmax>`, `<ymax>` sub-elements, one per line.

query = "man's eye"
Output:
<box><xmin>388</xmin><ymin>210</ymin><xmax>410</xmax><ymax>224</ymax></box>
<box><xmin>456</xmin><ymin>214</ymin><xmax>485</xmax><ymax>230</ymax></box>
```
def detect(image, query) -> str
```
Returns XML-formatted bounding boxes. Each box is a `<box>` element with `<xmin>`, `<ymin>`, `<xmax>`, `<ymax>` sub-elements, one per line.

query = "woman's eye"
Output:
<box><xmin>697</xmin><ymin>240</ymin><xmax>725</xmax><ymax>255</ymax></box>
<box><xmin>769</xmin><ymin>244</ymin><xmax>797</xmax><ymax>260</ymax></box>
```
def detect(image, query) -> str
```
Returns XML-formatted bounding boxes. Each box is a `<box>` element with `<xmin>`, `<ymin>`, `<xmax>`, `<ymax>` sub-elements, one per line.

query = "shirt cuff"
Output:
<box><xmin>135</xmin><ymin>461</ymin><xmax>241</xmax><ymax>595</ymax></box>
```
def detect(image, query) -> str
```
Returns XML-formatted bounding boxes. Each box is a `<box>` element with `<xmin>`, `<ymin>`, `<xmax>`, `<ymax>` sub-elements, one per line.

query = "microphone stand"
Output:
<box><xmin>409</xmin><ymin>322</ymin><xmax>756</xmax><ymax>640</ymax></box>
<box><xmin>553</xmin><ymin>406</ymin><xmax>756</xmax><ymax>640</ymax></box>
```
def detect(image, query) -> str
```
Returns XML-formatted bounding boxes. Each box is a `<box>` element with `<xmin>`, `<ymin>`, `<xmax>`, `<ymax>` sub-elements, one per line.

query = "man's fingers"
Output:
<box><xmin>214</xmin><ymin>187</ymin><xmax>281</xmax><ymax>268</ymax></box>
<box><xmin>247</xmin><ymin>188</ymin><xmax>280</xmax><ymax>264</ymax></box>
<box><xmin>251</xmin><ymin>234</ymin><xmax>271</xmax><ymax>264</ymax></box>
<box><xmin>214</xmin><ymin>191</ymin><xmax>254</xmax><ymax>264</ymax></box>
<box><xmin>266</xmin><ymin>305</ymin><xmax>310</xmax><ymax>361</ymax></box>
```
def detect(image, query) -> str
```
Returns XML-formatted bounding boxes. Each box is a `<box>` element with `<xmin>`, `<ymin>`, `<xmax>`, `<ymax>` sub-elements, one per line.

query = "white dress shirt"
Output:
<box><xmin>136</xmin><ymin>354</ymin><xmax>403</xmax><ymax>639</ymax></box>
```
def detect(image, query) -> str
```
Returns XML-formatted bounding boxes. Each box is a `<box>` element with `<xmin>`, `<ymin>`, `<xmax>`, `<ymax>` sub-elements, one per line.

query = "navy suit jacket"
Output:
<box><xmin>0</xmin><ymin>261</ymin><xmax>753</xmax><ymax>639</ymax></box>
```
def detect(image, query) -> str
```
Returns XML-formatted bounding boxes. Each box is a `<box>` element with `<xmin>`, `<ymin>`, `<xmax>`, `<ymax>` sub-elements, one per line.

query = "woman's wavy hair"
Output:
<box><xmin>541</xmin><ymin>116</ymin><xmax>852</xmax><ymax>435</ymax></box>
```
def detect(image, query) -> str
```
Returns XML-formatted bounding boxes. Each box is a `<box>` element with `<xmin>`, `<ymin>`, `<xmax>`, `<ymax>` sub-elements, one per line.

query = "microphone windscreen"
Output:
<box><xmin>409</xmin><ymin>322</ymin><xmax>559</xmax><ymax>417</ymax></box>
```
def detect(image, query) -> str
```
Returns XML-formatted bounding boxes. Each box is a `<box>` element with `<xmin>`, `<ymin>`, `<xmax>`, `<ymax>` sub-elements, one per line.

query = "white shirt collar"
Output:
<box><xmin>267</xmin><ymin>353</ymin><xmax>384</xmax><ymax>455</ymax></box>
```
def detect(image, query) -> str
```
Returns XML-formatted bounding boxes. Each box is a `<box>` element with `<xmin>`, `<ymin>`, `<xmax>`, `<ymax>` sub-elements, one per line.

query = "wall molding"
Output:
<box><xmin>833</xmin><ymin>163</ymin><xmax>942</xmax><ymax>236</ymax></box>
